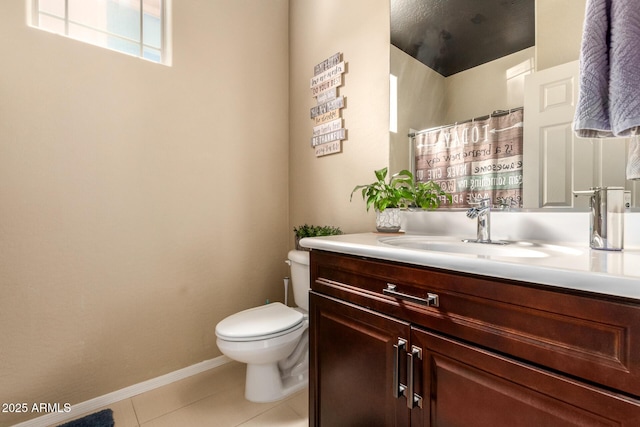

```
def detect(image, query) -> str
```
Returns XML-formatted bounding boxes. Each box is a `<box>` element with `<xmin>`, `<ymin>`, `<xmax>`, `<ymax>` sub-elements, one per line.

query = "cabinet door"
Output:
<box><xmin>310</xmin><ymin>291</ymin><xmax>411</xmax><ymax>427</ymax></box>
<box><xmin>410</xmin><ymin>328</ymin><xmax>640</xmax><ymax>427</ymax></box>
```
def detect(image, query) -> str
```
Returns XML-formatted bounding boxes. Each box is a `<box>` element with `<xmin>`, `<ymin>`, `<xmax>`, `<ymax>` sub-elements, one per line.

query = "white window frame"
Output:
<box><xmin>29</xmin><ymin>0</ymin><xmax>171</xmax><ymax>65</ymax></box>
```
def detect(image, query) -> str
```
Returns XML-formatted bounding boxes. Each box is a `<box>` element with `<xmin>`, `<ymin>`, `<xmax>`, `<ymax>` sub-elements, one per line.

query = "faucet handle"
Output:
<box><xmin>466</xmin><ymin>197</ymin><xmax>491</xmax><ymax>219</ymax></box>
<box><xmin>495</xmin><ymin>196</ymin><xmax>517</xmax><ymax>211</ymax></box>
<box><xmin>468</xmin><ymin>196</ymin><xmax>491</xmax><ymax>206</ymax></box>
<box><xmin>573</xmin><ymin>189</ymin><xmax>597</xmax><ymax>197</ymax></box>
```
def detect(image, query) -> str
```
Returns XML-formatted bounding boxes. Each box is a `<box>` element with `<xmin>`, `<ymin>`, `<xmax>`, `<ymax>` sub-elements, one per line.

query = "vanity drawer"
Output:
<box><xmin>310</xmin><ymin>250</ymin><xmax>640</xmax><ymax>398</ymax></box>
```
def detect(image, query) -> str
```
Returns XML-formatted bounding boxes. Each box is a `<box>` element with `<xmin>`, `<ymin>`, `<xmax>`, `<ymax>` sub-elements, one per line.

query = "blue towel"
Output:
<box><xmin>574</xmin><ymin>0</ymin><xmax>640</xmax><ymax>138</ymax></box>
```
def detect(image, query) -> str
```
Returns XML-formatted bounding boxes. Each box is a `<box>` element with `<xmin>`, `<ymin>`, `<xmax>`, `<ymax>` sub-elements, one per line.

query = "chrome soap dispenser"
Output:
<box><xmin>573</xmin><ymin>187</ymin><xmax>625</xmax><ymax>251</ymax></box>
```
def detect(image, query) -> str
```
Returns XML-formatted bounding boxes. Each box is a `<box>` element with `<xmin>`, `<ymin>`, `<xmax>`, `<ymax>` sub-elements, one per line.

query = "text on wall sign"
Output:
<box><xmin>310</xmin><ymin>52</ymin><xmax>347</xmax><ymax>157</ymax></box>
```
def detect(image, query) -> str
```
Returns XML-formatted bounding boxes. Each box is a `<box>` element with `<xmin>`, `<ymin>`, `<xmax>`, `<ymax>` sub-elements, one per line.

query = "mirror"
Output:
<box><xmin>390</xmin><ymin>0</ymin><xmax>640</xmax><ymax>209</ymax></box>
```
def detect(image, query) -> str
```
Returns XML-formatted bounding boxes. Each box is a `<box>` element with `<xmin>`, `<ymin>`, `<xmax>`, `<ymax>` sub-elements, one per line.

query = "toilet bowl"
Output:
<box><xmin>215</xmin><ymin>250</ymin><xmax>310</xmax><ymax>402</ymax></box>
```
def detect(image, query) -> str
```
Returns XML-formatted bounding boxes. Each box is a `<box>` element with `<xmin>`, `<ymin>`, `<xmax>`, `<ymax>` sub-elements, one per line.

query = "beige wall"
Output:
<box><xmin>289</xmin><ymin>0</ymin><xmax>390</xmax><ymax>234</ymax></box>
<box><xmin>0</xmin><ymin>1</ymin><xmax>289</xmax><ymax>424</ymax></box>
<box><xmin>444</xmin><ymin>47</ymin><xmax>535</xmax><ymax>122</ymax></box>
<box><xmin>536</xmin><ymin>0</ymin><xmax>586</xmax><ymax>71</ymax></box>
<box><xmin>390</xmin><ymin>45</ymin><xmax>445</xmax><ymax>175</ymax></box>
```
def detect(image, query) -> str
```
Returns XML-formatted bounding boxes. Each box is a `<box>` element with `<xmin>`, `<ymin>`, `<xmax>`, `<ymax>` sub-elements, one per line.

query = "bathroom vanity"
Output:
<box><xmin>302</xmin><ymin>233</ymin><xmax>640</xmax><ymax>426</ymax></box>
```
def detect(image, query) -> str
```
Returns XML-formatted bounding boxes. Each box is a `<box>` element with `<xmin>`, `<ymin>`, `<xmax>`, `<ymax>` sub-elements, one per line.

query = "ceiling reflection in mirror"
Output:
<box><xmin>391</xmin><ymin>0</ymin><xmax>534</xmax><ymax>77</ymax></box>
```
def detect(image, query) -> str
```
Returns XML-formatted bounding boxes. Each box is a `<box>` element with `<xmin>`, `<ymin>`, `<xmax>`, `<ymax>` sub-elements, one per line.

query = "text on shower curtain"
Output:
<box><xmin>413</xmin><ymin>108</ymin><xmax>524</xmax><ymax>209</ymax></box>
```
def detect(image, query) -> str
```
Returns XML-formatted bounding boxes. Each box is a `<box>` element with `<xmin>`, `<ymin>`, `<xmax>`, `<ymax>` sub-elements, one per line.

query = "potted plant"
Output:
<box><xmin>293</xmin><ymin>224</ymin><xmax>343</xmax><ymax>251</ymax></box>
<box><xmin>411</xmin><ymin>180</ymin><xmax>452</xmax><ymax>210</ymax></box>
<box><xmin>350</xmin><ymin>167</ymin><xmax>414</xmax><ymax>232</ymax></box>
<box><xmin>351</xmin><ymin>167</ymin><xmax>453</xmax><ymax>232</ymax></box>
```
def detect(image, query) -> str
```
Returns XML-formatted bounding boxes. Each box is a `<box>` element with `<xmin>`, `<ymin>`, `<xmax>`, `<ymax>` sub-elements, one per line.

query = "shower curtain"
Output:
<box><xmin>414</xmin><ymin>108</ymin><xmax>524</xmax><ymax>209</ymax></box>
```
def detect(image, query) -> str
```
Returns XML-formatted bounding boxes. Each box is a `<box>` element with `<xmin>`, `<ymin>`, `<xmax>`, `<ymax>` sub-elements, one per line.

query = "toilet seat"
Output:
<box><xmin>215</xmin><ymin>302</ymin><xmax>304</xmax><ymax>342</ymax></box>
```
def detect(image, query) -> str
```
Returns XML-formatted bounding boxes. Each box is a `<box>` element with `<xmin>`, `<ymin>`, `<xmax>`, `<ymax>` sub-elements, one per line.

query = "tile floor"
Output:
<box><xmin>48</xmin><ymin>362</ymin><xmax>308</xmax><ymax>427</ymax></box>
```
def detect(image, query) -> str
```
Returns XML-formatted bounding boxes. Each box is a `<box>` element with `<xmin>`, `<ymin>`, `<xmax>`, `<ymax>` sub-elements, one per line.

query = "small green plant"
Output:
<box><xmin>351</xmin><ymin>167</ymin><xmax>452</xmax><ymax>213</ymax></box>
<box><xmin>411</xmin><ymin>180</ymin><xmax>452</xmax><ymax>210</ymax></box>
<box><xmin>293</xmin><ymin>224</ymin><xmax>343</xmax><ymax>238</ymax></box>
<box><xmin>293</xmin><ymin>224</ymin><xmax>343</xmax><ymax>250</ymax></box>
<box><xmin>350</xmin><ymin>167</ymin><xmax>414</xmax><ymax>212</ymax></box>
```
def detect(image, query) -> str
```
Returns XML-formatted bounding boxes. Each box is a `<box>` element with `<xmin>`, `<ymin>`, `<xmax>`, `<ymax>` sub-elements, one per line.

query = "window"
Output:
<box><xmin>30</xmin><ymin>0</ymin><xmax>169</xmax><ymax>64</ymax></box>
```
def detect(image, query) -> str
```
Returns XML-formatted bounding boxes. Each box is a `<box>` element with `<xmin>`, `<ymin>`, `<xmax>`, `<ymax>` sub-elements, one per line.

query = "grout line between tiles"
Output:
<box><xmin>232</xmin><ymin>392</ymin><xmax>308</xmax><ymax>427</ymax></box>
<box><xmin>136</xmin><ymin>382</ymin><xmax>246</xmax><ymax>426</ymax></box>
<box><xmin>130</xmin><ymin>397</ymin><xmax>142</xmax><ymax>427</ymax></box>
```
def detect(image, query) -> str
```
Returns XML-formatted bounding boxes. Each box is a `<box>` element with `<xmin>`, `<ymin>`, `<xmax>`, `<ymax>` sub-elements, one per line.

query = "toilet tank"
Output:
<box><xmin>287</xmin><ymin>250</ymin><xmax>310</xmax><ymax>311</ymax></box>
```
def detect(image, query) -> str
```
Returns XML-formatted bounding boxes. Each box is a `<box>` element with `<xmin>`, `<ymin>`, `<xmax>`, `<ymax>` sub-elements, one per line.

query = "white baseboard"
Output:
<box><xmin>12</xmin><ymin>355</ymin><xmax>232</xmax><ymax>427</ymax></box>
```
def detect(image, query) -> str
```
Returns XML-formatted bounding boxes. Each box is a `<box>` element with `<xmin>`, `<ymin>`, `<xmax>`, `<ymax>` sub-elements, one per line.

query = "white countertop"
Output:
<box><xmin>300</xmin><ymin>232</ymin><xmax>640</xmax><ymax>301</ymax></box>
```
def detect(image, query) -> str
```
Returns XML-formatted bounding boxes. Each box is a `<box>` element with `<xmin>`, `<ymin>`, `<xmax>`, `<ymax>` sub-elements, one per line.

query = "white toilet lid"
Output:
<box><xmin>215</xmin><ymin>302</ymin><xmax>304</xmax><ymax>341</ymax></box>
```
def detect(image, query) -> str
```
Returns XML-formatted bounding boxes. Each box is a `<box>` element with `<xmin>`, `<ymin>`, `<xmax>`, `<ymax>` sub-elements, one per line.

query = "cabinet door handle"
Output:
<box><xmin>407</xmin><ymin>345</ymin><xmax>423</xmax><ymax>409</ymax></box>
<box><xmin>384</xmin><ymin>283</ymin><xmax>439</xmax><ymax>307</ymax></box>
<box><xmin>392</xmin><ymin>338</ymin><xmax>407</xmax><ymax>399</ymax></box>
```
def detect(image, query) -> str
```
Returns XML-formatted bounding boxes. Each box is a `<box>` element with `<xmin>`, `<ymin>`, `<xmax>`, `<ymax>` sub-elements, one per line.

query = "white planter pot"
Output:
<box><xmin>375</xmin><ymin>208</ymin><xmax>401</xmax><ymax>233</ymax></box>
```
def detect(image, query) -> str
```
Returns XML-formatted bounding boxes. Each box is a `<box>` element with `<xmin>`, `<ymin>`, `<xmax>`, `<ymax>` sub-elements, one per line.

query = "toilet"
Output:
<box><xmin>215</xmin><ymin>249</ymin><xmax>310</xmax><ymax>402</ymax></box>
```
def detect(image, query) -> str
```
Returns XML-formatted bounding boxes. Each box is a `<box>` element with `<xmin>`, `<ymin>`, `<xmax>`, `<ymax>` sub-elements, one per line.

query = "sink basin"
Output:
<box><xmin>378</xmin><ymin>236</ymin><xmax>582</xmax><ymax>258</ymax></box>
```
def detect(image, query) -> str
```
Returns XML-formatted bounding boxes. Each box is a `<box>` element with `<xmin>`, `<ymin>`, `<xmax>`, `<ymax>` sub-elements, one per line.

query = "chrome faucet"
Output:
<box><xmin>573</xmin><ymin>187</ymin><xmax>625</xmax><ymax>250</ymax></box>
<box><xmin>466</xmin><ymin>198</ymin><xmax>492</xmax><ymax>243</ymax></box>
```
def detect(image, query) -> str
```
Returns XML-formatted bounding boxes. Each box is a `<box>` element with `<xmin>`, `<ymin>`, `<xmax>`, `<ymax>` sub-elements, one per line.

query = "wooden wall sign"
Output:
<box><xmin>310</xmin><ymin>53</ymin><xmax>347</xmax><ymax>157</ymax></box>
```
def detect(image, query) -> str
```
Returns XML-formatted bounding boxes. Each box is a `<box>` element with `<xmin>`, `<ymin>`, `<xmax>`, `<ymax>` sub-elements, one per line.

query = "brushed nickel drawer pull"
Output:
<box><xmin>384</xmin><ymin>283</ymin><xmax>439</xmax><ymax>307</ymax></box>
<box><xmin>392</xmin><ymin>338</ymin><xmax>407</xmax><ymax>399</ymax></box>
<box><xmin>407</xmin><ymin>345</ymin><xmax>423</xmax><ymax>409</ymax></box>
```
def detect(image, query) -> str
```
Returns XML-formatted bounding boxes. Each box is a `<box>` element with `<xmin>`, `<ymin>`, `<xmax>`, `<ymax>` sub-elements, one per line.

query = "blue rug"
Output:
<box><xmin>57</xmin><ymin>409</ymin><xmax>114</xmax><ymax>427</ymax></box>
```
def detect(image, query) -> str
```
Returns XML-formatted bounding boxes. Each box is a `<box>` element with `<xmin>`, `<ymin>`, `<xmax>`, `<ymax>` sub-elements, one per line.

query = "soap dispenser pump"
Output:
<box><xmin>573</xmin><ymin>187</ymin><xmax>625</xmax><ymax>251</ymax></box>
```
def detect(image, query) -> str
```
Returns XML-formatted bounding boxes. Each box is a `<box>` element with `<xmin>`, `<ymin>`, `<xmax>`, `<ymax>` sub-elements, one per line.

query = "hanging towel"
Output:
<box><xmin>627</xmin><ymin>136</ymin><xmax>640</xmax><ymax>180</ymax></box>
<box><xmin>574</xmin><ymin>0</ymin><xmax>640</xmax><ymax>138</ymax></box>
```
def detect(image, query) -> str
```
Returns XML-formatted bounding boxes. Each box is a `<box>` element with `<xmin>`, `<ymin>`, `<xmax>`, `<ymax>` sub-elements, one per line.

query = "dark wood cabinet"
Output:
<box><xmin>309</xmin><ymin>250</ymin><xmax>640</xmax><ymax>426</ymax></box>
<box><xmin>310</xmin><ymin>292</ymin><xmax>410</xmax><ymax>427</ymax></box>
<box><xmin>412</xmin><ymin>328</ymin><xmax>640</xmax><ymax>426</ymax></box>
